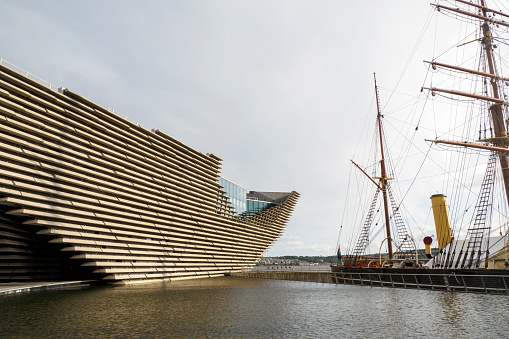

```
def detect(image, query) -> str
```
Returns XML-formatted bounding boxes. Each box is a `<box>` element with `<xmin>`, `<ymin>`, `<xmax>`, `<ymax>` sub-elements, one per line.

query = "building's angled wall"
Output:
<box><xmin>0</xmin><ymin>63</ymin><xmax>299</xmax><ymax>284</ymax></box>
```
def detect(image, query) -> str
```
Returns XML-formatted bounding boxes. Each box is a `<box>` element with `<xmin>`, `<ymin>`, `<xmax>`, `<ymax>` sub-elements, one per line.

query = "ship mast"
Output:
<box><xmin>427</xmin><ymin>0</ymin><xmax>509</xmax><ymax>207</ymax></box>
<box><xmin>374</xmin><ymin>73</ymin><xmax>394</xmax><ymax>259</ymax></box>
<box><xmin>479</xmin><ymin>0</ymin><xmax>509</xmax><ymax>207</ymax></box>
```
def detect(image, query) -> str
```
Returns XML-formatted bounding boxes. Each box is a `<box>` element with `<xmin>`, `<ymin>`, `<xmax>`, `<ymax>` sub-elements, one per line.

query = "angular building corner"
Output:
<box><xmin>0</xmin><ymin>61</ymin><xmax>300</xmax><ymax>284</ymax></box>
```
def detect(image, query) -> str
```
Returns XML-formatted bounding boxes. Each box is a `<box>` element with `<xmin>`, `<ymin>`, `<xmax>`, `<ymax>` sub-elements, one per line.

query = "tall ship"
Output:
<box><xmin>332</xmin><ymin>0</ymin><xmax>509</xmax><ymax>294</ymax></box>
<box><xmin>0</xmin><ymin>60</ymin><xmax>299</xmax><ymax>285</ymax></box>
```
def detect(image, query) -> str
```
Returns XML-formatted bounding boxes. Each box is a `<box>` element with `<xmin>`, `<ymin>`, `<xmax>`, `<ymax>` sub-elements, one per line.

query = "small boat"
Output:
<box><xmin>331</xmin><ymin>0</ymin><xmax>509</xmax><ymax>294</ymax></box>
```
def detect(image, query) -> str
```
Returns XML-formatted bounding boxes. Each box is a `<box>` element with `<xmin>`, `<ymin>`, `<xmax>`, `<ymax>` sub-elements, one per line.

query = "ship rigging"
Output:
<box><xmin>332</xmin><ymin>0</ymin><xmax>509</xmax><ymax>293</ymax></box>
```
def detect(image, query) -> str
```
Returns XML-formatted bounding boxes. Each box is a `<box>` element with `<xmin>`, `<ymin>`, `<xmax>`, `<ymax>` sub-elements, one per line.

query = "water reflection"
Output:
<box><xmin>437</xmin><ymin>291</ymin><xmax>466</xmax><ymax>334</ymax></box>
<box><xmin>1</xmin><ymin>278</ymin><xmax>508</xmax><ymax>338</ymax></box>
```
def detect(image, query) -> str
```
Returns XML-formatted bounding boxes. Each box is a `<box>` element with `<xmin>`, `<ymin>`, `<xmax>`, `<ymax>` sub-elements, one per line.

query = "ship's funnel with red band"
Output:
<box><xmin>423</xmin><ymin>236</ymin><xmax>433</xmax><ymax>259</ymax></box>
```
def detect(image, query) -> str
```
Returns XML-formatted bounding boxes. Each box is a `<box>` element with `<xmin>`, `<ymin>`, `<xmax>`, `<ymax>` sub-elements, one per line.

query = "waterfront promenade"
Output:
<box><xmin>0</xmin><ymin>266</ymin><xmax>333</xmax><ymax>296</ymax></box>
<box><xmin>0</xmin><ymin>281</ymin><xmax>92</xmax><ymax>296</ymax></box>
<box><xmin>232</xmin><ymin>265</ymin><xmax>334</xmax><ymax>283</ymax></box>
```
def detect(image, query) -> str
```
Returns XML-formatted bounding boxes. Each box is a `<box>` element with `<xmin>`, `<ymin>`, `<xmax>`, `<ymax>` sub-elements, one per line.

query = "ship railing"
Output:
<box><xmin>342</xmin><ymin>257</ymin><xmax>420</xmax><ymax>269</ymax></box>
<box><xmin>331</xmin><ymin>269</ymin><xmax>509</xmax><ymax>294</ymax></box>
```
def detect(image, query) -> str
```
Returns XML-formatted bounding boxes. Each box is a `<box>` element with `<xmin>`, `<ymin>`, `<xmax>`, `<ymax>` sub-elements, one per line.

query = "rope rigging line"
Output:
<box><xmin>382</xmin><ymin>6</ymin><xmax>436</xmax><ymax>113</ymax></box>
<box><xmin>337</xmin><ymin>161</ymin><xmax>355</xmax><ymax>252</ymax></box>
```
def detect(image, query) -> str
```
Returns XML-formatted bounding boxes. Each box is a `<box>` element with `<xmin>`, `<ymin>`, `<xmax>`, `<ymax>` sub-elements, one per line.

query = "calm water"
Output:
<box><xmin>1</xmin><ymin>277</ymin><xmax>508</xmax><ymax>338</ymax></box>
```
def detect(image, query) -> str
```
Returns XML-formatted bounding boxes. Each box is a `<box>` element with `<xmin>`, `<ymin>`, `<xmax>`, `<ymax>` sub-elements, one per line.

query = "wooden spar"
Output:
<box><xmin>350</xmin><ymin>160</ymin><xmax>383</xmax><ymax>191</ymax></box>
<box><xmin>374</xmin><ymin>73</ymin><xmax>393</xmax><ymax>260</ymax></box>
<box><xmin>454</xmin><ymin>0</ymin><xmax>509</xmax><ymax>21</ymax></box>
<box><xmin>479</xmin><ymin>0</ymin><xmax>509</xmax><ymax>208</ymax></box>
<box><xmin>427</xmin><ymin>139</ymin><xmax>509</xmax><ymax>153</ymax></box>
<box><xmin>424</xmin><ymin>61</ymin><xmax>509</xmax><ymax>83</ymax></box>
<box><xmin>422</xmin><ymin>86</ymin><xmax>505</xmax><ymax>104</ymax></box>
<box><xmin>434</xmin><ymin>4</ymin><xmax>509</xmax><ymax>28</ymax></box>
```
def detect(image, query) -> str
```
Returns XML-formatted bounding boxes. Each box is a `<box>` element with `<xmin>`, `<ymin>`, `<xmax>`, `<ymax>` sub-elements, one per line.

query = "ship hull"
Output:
<box><xmin>331</xmin><ymin>265</ymin><xmax>509</xmax><ymax>294</ymax></box>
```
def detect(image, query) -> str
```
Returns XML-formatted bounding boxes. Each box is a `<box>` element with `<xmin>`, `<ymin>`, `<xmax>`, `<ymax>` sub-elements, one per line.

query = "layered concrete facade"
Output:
<box><xmin>0</xmin><ymin>62</ymin><xmax>299</xmax><ymax>284</ymax></box>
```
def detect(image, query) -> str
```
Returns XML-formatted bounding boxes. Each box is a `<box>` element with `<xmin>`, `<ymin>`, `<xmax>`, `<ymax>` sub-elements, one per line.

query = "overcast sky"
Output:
<box><xmin>1</xmin><ymin>1</ymin><xmax>464</xmax><ymax>256</ymax></box>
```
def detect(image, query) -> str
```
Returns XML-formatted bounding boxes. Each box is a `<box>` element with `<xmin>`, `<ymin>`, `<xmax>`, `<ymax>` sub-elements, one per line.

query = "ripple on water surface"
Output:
<box><xmin>1</xmin><ymin>277</ymin><xmax>508</xmax><ymax>338</ymax></box>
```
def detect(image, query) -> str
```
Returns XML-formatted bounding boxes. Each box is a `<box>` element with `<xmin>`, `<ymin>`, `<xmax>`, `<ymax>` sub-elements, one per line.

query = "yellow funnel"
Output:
<box><xmin>430</xmin><ymin>194</ymin><xmax>453</xmax><ymax>250</ymax></box>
